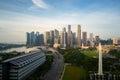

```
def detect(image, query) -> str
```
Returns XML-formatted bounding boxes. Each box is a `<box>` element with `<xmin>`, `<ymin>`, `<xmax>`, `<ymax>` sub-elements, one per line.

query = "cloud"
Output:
<box><xmin>0</xmin><ymin>10</ymin><xmax>120</xmax><ymax>42</ymax></box>
<box><xmin>31</xmin><ymin>0</ymin><xmax>49</xmax><ymax>9</ymax></box>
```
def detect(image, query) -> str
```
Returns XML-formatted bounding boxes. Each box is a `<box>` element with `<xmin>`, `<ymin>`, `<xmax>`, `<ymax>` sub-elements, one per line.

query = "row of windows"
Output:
<box><xmin>10</xmin><ymin>52</ymin><xmax>45</xmax><ymax>68</ymax></box>
<box><xmin>9</xmin><ymin>56</ymin><xmax>46</xmax><ymax>80</ymax></box>
<box><xmin>9</xmin><ymin>58</ymin><xmax>45</xmax><ymax>80</ymax></box>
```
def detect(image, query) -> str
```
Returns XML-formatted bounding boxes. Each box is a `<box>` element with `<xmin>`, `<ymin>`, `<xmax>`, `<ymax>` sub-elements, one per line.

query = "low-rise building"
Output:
<box><xmin>2</xmin><ymin>50</ymin><xmax>46</xmax><ymax>80</ymax></box>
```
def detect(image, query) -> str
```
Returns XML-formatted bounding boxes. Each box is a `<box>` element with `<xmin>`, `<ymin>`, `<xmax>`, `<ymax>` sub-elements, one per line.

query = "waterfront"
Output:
<box><xmin>0</xmin><ymin>46</ymin><xmax>27</xmax><ymax>53</ymax></box>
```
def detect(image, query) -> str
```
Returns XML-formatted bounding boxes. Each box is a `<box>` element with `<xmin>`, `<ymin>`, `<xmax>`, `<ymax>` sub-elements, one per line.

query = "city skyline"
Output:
<box><xmin>0</xmin><ymin>0</ymin><xmax>120</xmax><ymax>43</ymax></box>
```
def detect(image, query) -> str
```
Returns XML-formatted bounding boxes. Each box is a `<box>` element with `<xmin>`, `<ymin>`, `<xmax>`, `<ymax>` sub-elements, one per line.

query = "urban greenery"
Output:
<box><xmin>63</xmin><ymin>65</ymin><xmax>87</xmax><ymax>80</ymax></box>
<box><xmin>0</xmin><ymin>52</ymin><xmax>22</xmax><ymax>64</ymax></box>
<box><xmin>58</xmin><ymin>47</ymin><xmax>120</xmax><ymax>80</ymax></box>
<box><xmin>81</xmin><ymin>50</ymin><xmax>98</xmax><ymax>57</ymax></box>
<box><xmin>58</xmin><ymin>47</ymin><xmax>98</xmax><ymax>71</ymax></box>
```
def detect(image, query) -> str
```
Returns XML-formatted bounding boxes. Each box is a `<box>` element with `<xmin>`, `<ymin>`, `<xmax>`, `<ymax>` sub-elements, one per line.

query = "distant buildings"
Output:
<box><xmin>26</xmin><ymin>25</ymin><xmax>120</xmax><ymax>48</ymax></box>
<box><xmin>113</xmin><ymin>38</ymin><xmax>120</xmax><ymax>44</ymax></box>
<box><xmin>26</xmin><ymin>32</ymin><xmax>44</xmax><ymax>46</ymax></box>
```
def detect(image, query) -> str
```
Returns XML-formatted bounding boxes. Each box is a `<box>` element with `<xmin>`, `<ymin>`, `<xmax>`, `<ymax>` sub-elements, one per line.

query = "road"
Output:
<box><xmin>42</xmin><ymin>48</ymin><xmax>64</xmax><ymax>80</ymax></box>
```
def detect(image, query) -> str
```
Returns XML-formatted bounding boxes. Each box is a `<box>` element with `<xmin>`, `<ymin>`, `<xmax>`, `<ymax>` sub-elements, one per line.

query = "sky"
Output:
<box><xmin>0</xmin><ymin>0</ymin><xmax>120</xmax><ymax>43</ymax></box>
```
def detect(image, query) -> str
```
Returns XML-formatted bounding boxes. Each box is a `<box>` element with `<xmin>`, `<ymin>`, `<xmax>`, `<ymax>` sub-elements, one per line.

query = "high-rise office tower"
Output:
<box><xmin>67</xmin><ymin>25</ymin><xmax>72</xmax><ymax>47</ymax></box>
<box><xmin>95</xmin><ymin>36</ymin><xmax>100</xmax><ymax>46</ymax></box>
<box><xmin>26</xmin><ymin>32</ymin><xmax>31</xmax><ymax>46</ymax></box>
<box><xmin>82</xmin><ymin>32</ymin><xmax>87</xmax><ymax>46</ymax></box>
<box><xmin>27</xmin><ymin>31</ymin><xmax>44</xmax><ymax>46</ymax></box>
<box><xmin>60</xmin><ymin>27</ymin><xmax>67</xmax><ymax>47</ymax></box>
<box><xmin>89</xmin><ymin>33</ymin><xmax>94</xmax><ymax>47</ymax></box>
<box><xmin>31</xmin><ymin>31</ymin><xmax>35</xmax><ymax>46</ymax></box>
<box><xmin>50</xmin><ymin>30</ymin><xmax>54</xmax><ymax>45</ymax></box>
<box><xmin>44</xmin><ymin>31</ymin><xmax>50</xmax><ymax>45</ymax></box>
<box><xmin>59</xmin><ymin>31</ymin><xmax>63</xmax><ymax>46</ymax></box>
<box><xmin>72</xmin><ymin>32</ymin><xmax>76</xmax><ymax>45</ymax></box>
<box><xmin>38</xmin><ymin>34</ymin><xmax>44</xmax><ymax>45</ymax></box>
<box><xmin>35</xmin><ymin>32</ymin><xmax>39</xmax><ymax>46</ymax></box>
<box><xmin>70</xmin><ymin>31</ymin><xmax>73</xmax><ymax>46</ymax></box>
<box><xmin>77</xmin><ymin>25</ymin><xmax>81</xmax><ymax>47</ymax></box>
<box><xmin>54</xmin><ymin>29</ymin><xmax>59</xmax><ymax>44</ymax></box>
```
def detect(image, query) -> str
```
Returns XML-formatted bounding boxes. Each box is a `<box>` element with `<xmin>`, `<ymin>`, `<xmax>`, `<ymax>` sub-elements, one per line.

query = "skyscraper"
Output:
<box><xmin>89</xmin><ymin>33</ymin><xmax>94</xmax><ymax>47</ymax></box>
<box><xmin>31</xmin><ymin>31</ymin><xmax>35</xmax><ymax>46</ymax></box>
<box><xmin>59</xmin><ymin>31</ymin><xmax>63</xmax><ymax>46</ymax></box>
<box><xmin>82</xmin><ymin>32</ymin><xmax>87</xmax><ymax>46</ymax></box>
<box><xmin>72</xmin><ymin>32</ymin><xmax>76</xmax><ymax>45</ymax></box>
<box><xmin>44</xmin><ymin>31</ymin><xmax>50</xmax><ymax>45</ymax></box>
<box><xmin>77</xmin><ymin>25</ymin><xmax>81</xmax><ymax>47</ymax></box>
<box><xmin>37</xmin><ymin>34</ymin><xmax>44</xmax><ymax>46</ymax></box>
<box><xmin>26</xmin><ymin>32</ymin><xmax>44</xmax><ymax>46</ymax></box>
<box><xmin>67</xmin><ymin>25</ymin><xmax>72</xmax><ymax>47</ymax></box>
<box><xmin>26</xmin><ymin>31</ymin><xmax>35</xmax><ymax>46</ymax></box>
<box><xmin>95</xmin><ymin>36</ymin><xmax>100</xmax><ymax>46</ymax></box>
<box><xmin>50</xmin><ymin>30</ymin><xmax>54</xmax><ymax>45</ymax></box>
<box><xmin>70</xmin><ymin>31</ymin><xmax>73</xmax><ymax>46</ymax></box>
<box><xmin>60</xmin><ymin>27</ymin><xmax>67</xmax><ymax>47</ymax></box>
<box><xmin>54</xmin><ymin>29</ymin><xmax>59</xmax><ymax>44</ymax></box>
<box><xmin>26</xmin><ymin>32</ymin><xmax>31</xmax><ymax>46</ymax></box>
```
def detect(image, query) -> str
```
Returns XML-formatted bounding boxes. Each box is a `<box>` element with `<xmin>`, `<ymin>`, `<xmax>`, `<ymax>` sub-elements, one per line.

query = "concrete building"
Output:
<box><xmin>2</xmin><ymin>50</ymin><xmax>46</xmax><ymax>80</ymax></box>
<box><xmin>77</xmin><ymin>25</ymin><xmax>81</xmax><ymax>47</ymax></box>
<box><xmin>82</xmin><ymin>32</ymin><xmax>87</xmax><ymax>46</ymax></box>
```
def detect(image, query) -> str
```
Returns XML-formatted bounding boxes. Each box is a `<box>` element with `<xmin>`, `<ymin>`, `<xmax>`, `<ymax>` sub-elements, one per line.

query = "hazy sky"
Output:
<box><xmin>0</xmin><ymin>0</ymin><xmax>120</xmax><ymax>43</ymax></box>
